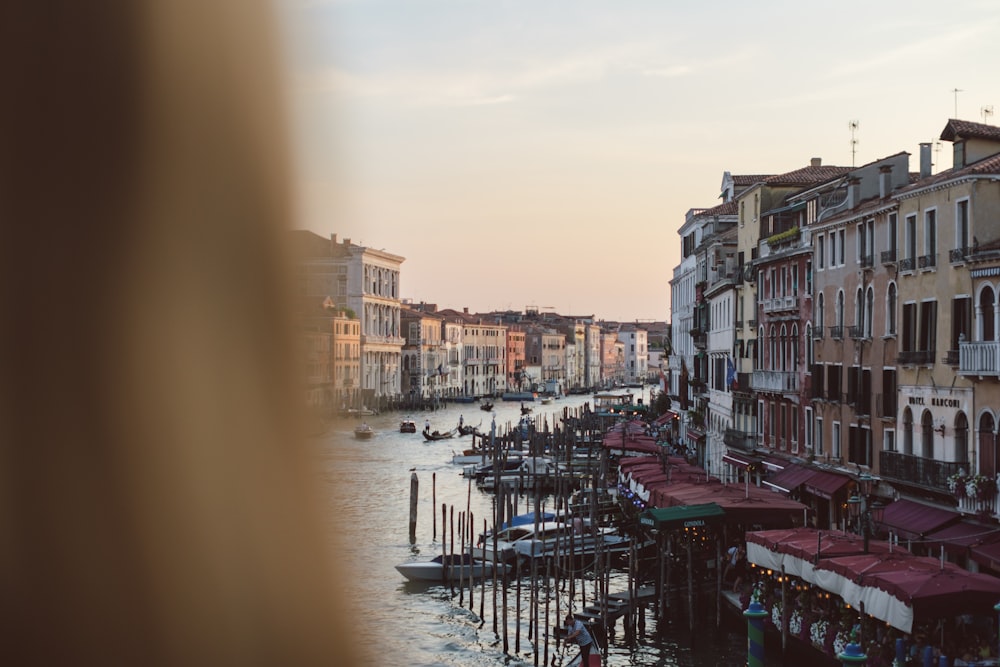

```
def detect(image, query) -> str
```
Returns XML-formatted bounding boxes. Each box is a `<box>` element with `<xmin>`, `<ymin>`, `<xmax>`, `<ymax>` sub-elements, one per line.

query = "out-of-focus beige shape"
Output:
<box><xmin>0</xmin><ymin>2</ymin><xmax>363</xmax><ymax>664</ymax></box>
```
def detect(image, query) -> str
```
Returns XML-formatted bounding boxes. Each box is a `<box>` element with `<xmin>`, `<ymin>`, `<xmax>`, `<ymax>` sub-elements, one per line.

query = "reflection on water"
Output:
<box><xmin>318</xmin><ymin>394</ymin><xmax>778</xmax><ymax>666</ymax></box>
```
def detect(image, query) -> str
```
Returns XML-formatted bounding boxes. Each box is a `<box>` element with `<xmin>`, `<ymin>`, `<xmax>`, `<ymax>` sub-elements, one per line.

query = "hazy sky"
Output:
<box><xmin>278</xmin><ymin>0</ymin><xmax>1000</xmax><ymax>322</ymax></box>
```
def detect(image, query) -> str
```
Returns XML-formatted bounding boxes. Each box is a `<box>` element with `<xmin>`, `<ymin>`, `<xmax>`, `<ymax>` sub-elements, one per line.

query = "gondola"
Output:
<box><xmin>479</xmin><ymin>401</ymin><xmax>494</xmax><ymax>412</ymax></box>
<box><xmin>422</xmin><ymin>427</ymin><xmax>458</xmax><ymax>441</ymax></box>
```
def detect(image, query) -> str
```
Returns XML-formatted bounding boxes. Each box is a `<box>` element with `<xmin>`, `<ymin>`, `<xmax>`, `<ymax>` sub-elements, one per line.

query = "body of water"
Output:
<box><xmin>318</xmin><ymin>393</ymin><xmax>780</xmax><ymax>666</ymax></box>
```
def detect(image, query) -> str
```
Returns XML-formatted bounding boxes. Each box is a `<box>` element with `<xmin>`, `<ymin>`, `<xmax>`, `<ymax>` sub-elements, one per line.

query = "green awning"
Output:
<box><xmin>639</xmin><ymin>503</ymin><xmax>725</xmax><ymax>530</ymax></box>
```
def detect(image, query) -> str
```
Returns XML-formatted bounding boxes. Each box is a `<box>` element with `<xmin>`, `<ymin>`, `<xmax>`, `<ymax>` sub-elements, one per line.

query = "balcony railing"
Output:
<box><xmin>958</xmin><ymin>487</ymin><xmax>999</xmax><ymax>518</ymax></box>
<box><xmin>724</xmin><ymin>428</ymin><xmax>757</xmax><ymax>452</ymax></box>
<box><xmin>751</xmin><ymin>370</ymin><xmax>799</xmax><ymax>394</ymax></box>
<box><xmin>943</xmin><ymin>350</ymin><xmax>959</xmax><ymax>366</ymax></box>
<box><xmin>881</xmin><ymin>249</ymin><xmax>897</xmax><ymax>265</ymax></box>
<box><xmin>860</xmin><ymin>254</ymin><xmax>874</xmax><ymax>269</ymax></box>
<box><xmin>959</xmin><ymin>340</ymin><xmax>1000</xmax><ymax>377</ymax></box>
<box><xmin>829</xmin><ymin>325</ymin><xmax>843</xmax><ymax>340</ymax></box>
<box><xmin>918</xmin><ymin>253</ymin><xmax>937</xmax><ymax>269</ymax></box>
<box><xmin>849</xmin><ymin>325</ymin><xmax>868</xmax><ymax>340</ymax></box>
<box><xmin>898</xmin><ymin>350</ymin><xmax>934</xmax><ymax>366</ymax></box>
<box><xmin>761</xmin><ymin>296</ymin><xmax>799</xmax><ymax>314</ymax></box>
<box><xmin>813</xmin><ymin>326</ymin><xmax>825</xmax><ymax>340</ymax></box>
<box><xmin>899</xmin><ymin>257</ymin><xmax>915</xmax><ymax>272</ymax></box>
<box><xmin>950</xmin><ymin>247</ymin><xmax>970</xmax><ymax>264</ymax></box>
<box><xmin>879</xmin><ymin>450</ymin><xmax>968</xmax><ymax>493</ymax></box>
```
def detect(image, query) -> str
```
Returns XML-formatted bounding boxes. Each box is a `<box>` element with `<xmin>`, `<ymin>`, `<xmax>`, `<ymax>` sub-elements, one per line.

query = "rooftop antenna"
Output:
<box><xmin>983</xmin><ymin>105</ymin><xmax>995</xmax><ymax>124</ymax></box>
<box><xmin>848</xmin><ymin>120</ymin><xmax>859</xmax><ymax>167</ymax></box>
<box><xmin>952</xmin><ymin>88</ymin><xmax>963</xmax><ymax>118</ymax></box>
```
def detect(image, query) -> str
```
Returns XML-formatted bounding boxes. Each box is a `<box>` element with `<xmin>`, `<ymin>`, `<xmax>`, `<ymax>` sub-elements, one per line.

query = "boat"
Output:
<box><xmin>513</xmin><ymin>529</ymin><xmax>643</xmax><ymax>561</ymax></box>
<box><xmin>451</xmin><ymin>448</ymin><xmax>524</xmax><ymax>465</ymax></box>
<box><xmin>470</xmin><ymin>520</ymin><xmax>572</xmax><ymax>563</ymax></box>
<box><xmin>394</xmin><ymin>553</ymin><xmax>509</xmax><ymax>582</ymax></box>
<box><xmin>501</xmin><ymin>391</ymin><xmax>536</xmax><ymax>402</ymax></box>
<box><xmin>480</xmin><ymin>401</ymin><xmax>494</xmax><ymax>412</ymax></box>
<box><xmin>474</xmin><ymin>456</ymin><xmax>557</xmax><ymax>491</ymax></box>
<box><xmin>422</xmin><ymin>427</ymin><xmax>458</xmax><ymax>441</ymax></box>
<box><xmin>399</xmin><ymin>418</ymin><xmax>417</xmax><ymax>433</ymax></box>
<box><xmin>540</xmin><ymin>396</ymin><xmax>554</xmax><ymax>405</ymax></box>
<box><xmin>353</xmin><ymin>423</ymin><xmax>374</xmax><ymax>440</ymax></box>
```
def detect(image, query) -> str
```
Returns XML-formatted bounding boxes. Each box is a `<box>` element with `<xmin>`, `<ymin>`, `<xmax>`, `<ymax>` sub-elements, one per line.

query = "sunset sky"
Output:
<box><xmin>279</xmin><ymin>0</ymin><xmax>1000</xmax><ymax>322</ymax></box>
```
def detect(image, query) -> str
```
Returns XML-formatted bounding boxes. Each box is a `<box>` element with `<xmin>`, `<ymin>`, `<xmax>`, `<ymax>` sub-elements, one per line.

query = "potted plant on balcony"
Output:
<box><xmin>947</xmin><ymin>469</ymin><xmax>968</xmax><ymax>498</ymax></box>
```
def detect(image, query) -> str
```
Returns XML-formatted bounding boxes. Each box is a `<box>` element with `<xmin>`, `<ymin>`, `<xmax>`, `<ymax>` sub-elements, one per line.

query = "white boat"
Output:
<box><xmin>394</xmin><ymin>553</ymin><xmax>509</xmax><ymax>582</ymax></box>
<box><xmin>451</xmin><ymin>448</ymin><xmax>524</xmax><ymax>465</ymax></box>
<box><xmin>470</xmin><ymin>520</ymin><xmax>571</xmax><ymax>563</ymax></box>
<box><xmin>474</xmin><ymin>456</ymin><xmax>556</xmax><ymax>490</ymax></box>
<box><xmin>513</xmin><ymin>529</ymin><xmax>638</xmax><ymax>561</ymax></box>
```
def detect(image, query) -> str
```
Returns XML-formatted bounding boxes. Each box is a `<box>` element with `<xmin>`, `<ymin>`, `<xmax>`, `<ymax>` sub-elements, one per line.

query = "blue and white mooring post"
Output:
<box><xmin>743</xmin><ymin>599</ymin><xmax>768</xmax><ymax>667</ymax></box>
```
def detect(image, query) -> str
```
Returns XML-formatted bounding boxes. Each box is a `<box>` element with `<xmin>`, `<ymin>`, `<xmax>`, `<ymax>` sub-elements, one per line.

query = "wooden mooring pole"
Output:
<box><xmin>409</xmin><ymin>472</ymin><xmax>418</xmax><ymax>543</ymax></box>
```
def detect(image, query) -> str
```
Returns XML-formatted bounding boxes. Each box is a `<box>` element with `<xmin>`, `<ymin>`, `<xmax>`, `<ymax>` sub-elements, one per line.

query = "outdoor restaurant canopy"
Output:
<box><xmin>639</xmin><ymin>503</ymin><xmax>725</xmax><ymax>531</ymax></box>
<box><xmin>746</xmin><ymin>527</ymin><xmax>1000</xmax><ymax>634</ymax></box>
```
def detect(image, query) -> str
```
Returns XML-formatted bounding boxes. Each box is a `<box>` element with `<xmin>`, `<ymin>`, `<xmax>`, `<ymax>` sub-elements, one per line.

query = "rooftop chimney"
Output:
<box><xmin>463</xmin><ymin>307</ymin><xmax>469</xmax><ymax>314</ymax></box>
<box><xmin>919</xmin><ymin>143</ymin><xmax>932</xmax><ymax>179</ymax></box>
<box><xmin>344</xmin><ymin>238</ymin><xmax>351</xmax><ymax>246</ymax></box>
<box><xmin>810</xmin><ymin>157</ymin><xmax>822</xmax><ymax>167</ymax></box>
<box><xmin>879</xmin><ymin>165</ymin><xmax>892</xmax><ymax>199</ymax></box>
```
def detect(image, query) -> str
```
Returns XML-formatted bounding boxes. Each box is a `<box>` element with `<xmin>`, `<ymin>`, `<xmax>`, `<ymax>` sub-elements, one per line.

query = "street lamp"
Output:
<box><xmin>847</xmin><ymin>472</ymin><xmax>885</xmax><ymax>554</ymax></box>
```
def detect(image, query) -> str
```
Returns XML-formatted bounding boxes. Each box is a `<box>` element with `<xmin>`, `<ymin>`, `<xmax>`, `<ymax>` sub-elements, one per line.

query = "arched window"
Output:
<box><xmin>921</xmin><ymin>410</ymin><xmax>934</xmax><ymax>459</ymax></box>
<box><xmin>864</xmin><ymin>286</ymin><xmax>874</xmax><ymax>338</ymax></box>
<box><xmin>806</xmin><ymin>323</ymin><xmax>813</xmax><ymax>365</ymax></box>
<box><xmin>758</xmin><ymin>326</ymin><xmax>765</xmax><ymax>368</ymax></box>
<box><xmin>791</xmin><ymin>324</ymin><xmax>799</xmax><ymax>367</ymax></box>
<box><xmin>769</xmin><ymin>325</ymin><xmax>777</xmax><ymax>371</ymax></box>
<box><xmin>954</xmin><ymin>412</ymin><xmax>969</xmax><ymax>465</ymax></box>
<box><xmin>902</xmin><ymin>407</ymin><xmax>913</xmax><ymax>455</ymax></box>
<box><xmin>779</xmin><ymin>324</ymin><xmax>787</xmax><ymax>371</ymax></box>
<box><xmin>855</xmin><ymin>287</ymin><xmax>864</xmax><ymax>333</ymax></box>
<box><xmin>887</xmin><ymin>282</ymin><xmax>897</xmax><ymax>335</ymax></box>
<box><xmin>980</xmin><ymin>412</ymin><xmax>997</xmax><ymax>478</ymax></box>
<box><xmin>980</xmin><ymin>285</ymin><xmax>997</xmax><ymax>341</ymax></box>
<box><xmin>817</xmin><ymin>292</ymin><xmax>825</xmax><ymax>328</ymax></box>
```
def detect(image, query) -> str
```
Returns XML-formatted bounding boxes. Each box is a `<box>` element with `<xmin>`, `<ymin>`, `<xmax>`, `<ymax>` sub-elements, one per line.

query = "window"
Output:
<box><xmin>791</xmin><ymin>408</ymin><xmax>799</xmax><ymax>453</ymax></box>
<box><xmin>902</xmin><ymin>408</ymin><xmax>913</xmax><ymax>455</ymax></box>
<box><xmin>817</xmin><ymin>292</ymin><xmax>825</xmax><ymax>327</ymax></box>
<box><xmin>832</xmin><ymin>421</ymin><xmax>841</xmax><ymax>459</ymax></box>
<box><xmin>952</xmin><ymin>296</ymin><xmax>972</xmax><ymax>354</ymax></box>
<box><xmin>887</xmin><ymin>212</ymin><xmax>898</xmax><ymax>260</ymax></box>
<box><xmin>924</xmin><ymin>209</ymin><xmax>937</xmax><ymax>265</ymax></box>
<box><xmin>864</xmin><ymin>286</ymin><xmax>874</xmax><ymax>338</ymax></box>
<box><xmin>884</xmin><ymin>429</ymin><xmax>895</xmax><ymax>453</ymax></box>
<box><xmin>828</xmin><ymin>363</ymin><xmax>842</xmax><ymax>402</ymax></box>
<box><xmin>805</xmin><ymin>407</ymin><xmax>813</xmax><ymax>451</ymax></box>
<box><xmin>905</xmin><ymin>214</ymin><xmax>917</xmax><ymax>261</ymax></box>
<box><xmin>918</xmin><ymin>300</ymin><xmax>937</xmax><ymax>355</ymax></box>
<box><xmin>780</xmin><ymin>403</ymin><xmax>787</xmax><ymax>449</ymax></box>
<box><xmin>838</xmin><ymin>229</ymin><xmax>846</xmax><ymax>266</ymax></box>
<box><xmin>836</xmin><ymin>290</ymin><xmax>845</xmax><ymax>328</ymax></box>
<box><xmin>815</xmin><ymin>416</ymin><xmax>824</xmax><ymax>456</ymax></box>
<box><xmin>886</xmin><ymin>282</ymin><xmax>897</xmax><ymax>336</ymax></box>
<box><xmin>957</xmin><ymin>199</ymin><xmax>970</xmax><ymax>252</ymax></box>
<box><xmin>902</xmin><ymin>302</ymin><xmax>917</xmax><ymax>352</ymax></box>
<box><xmin>818</xmin><ymin>235</ymin><xmax>825</xmax><ymax>269</ymax></box>
<box><xmin>882</xmin><ymin>369</ymin><xmax>897</xmax><ymax>418</ymax></box>
<box><xmin>829</xmin><ymin>232</ymin><xmax>836</xmax><ymax>267</ymax></box>
<box><xmin>805</xmin><ymin>260</ymin><xmax>812</xmax><ymax>295</ymax></box>
<box><xmin>849</xmin><ymin>425</ymin><xmax>872</xmax><ymax>467</ymax></box>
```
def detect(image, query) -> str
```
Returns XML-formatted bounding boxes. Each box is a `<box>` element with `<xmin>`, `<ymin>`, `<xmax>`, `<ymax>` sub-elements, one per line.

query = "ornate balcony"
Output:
<box><xmin>950</xmin><ymin>247</ymin><xmax>970</xmax><ymax>264</ymax></box>
<box><xmin>751</xmin><ymin>370</ymin><xmax>798</xmax><ymax>395</ymax></box>
<box><xmin>812</xmin><ymin>326</ymin><xmax>825</xmax><ymax>340</ymax></box>
<box><xmin>959</xmin><ymin>340</ymin><xmax>1000</xmax><ymax>377</ymax></box>
<box><xmin>898</xmin><ymin>350</ymin><xmax>934</xmax><ymax>366</ymax></box>
<box><xmin>829</xmin><ymin>325</ymin><xmax>843</xmax><ymax>340</ymax></box>
<box><xmin>918</xmin><ymin>254</ymin><xmax>937</xmax><ymax>269</ymax></box>
<box><xmin>849</xmin><ymin>325</ymin><xmax>867</xmax><ymax>340</ymax></box>
<box><xmin>860</xmin><ymin>254</ymin><xmax>874</xmax><ymax>269</ymax></box>
<box><xmin>881</xmin><ymin>249</ymin><xmax>897</xmax><ymax>265</ymax></box>
<box><xmin>879</xmin><ymin>450</ymin><xmax>967</xmax><ymax>494</ymax></box>
<box><xmin>724</xmin><ymin>428</ymin><xmax>757</xmax><ymax>452</ymax></box>
<box><xmin>899</xmin><ymin>257</ymin><xmax>915</xmax><ymax>272</ymax></box>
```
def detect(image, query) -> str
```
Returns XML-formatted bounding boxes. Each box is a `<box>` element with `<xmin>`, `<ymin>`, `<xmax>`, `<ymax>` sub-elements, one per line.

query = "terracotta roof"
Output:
<box><xmin>732</xmin><ymin>174</ymin><xmax>772</xmax><ymax>186</ymax></box>
<box><xmin>695</xmin><ymin>200</ymin><xmax>738</xmax><ymax>217</ymax></box>
<box><xmin>764</xmin><ymin>165</ymin><xmax>852</xmax><ymax>187</ymax></box>
<box><xmin>940</xmin><ymin>118</ymin><xmax>1000</xmax><ymax>143</ymax></box>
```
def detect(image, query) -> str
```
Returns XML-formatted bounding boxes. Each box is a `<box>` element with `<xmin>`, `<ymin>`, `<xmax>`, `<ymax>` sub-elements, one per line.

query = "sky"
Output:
<box><xmin>277</xmin><ymin>0</ymin><xmax>1000</xmax><ymax>322</ymax></box>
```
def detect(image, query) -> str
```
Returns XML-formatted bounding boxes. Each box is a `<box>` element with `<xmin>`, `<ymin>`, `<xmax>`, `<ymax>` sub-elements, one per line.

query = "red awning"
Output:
<box><xmin>880</xmin><ymin>499</ymin><xmax>960</xmax><ymax>541</ymax></box>
<box><xmin>803</xmin><ymin>469</ymin><xmax>851</xmax><ymax>499</ymax></box>
<box><xmin>653</xmin><ymin>410</ymin><xmax>678</xmax><ymax>426</ymax></box>
<box><xmin>924</xmin><ymin>520</ymin><xmax>1000</xmax><ymax>558</ymax></box>
<box><xmin>722</xmin><ymin>451</ymin><xmax>755</xmax><ymax>468</ymax></box>
<box><xmin>686</xmin><ymin>428</ymin><xmax>705</xmax><ymax>441</ymax></box>
<box><xmin>971</xmin><ymin>539</ymin><xmax>1000</xmax><ymax>570</ymax></box>
<box><xmin>763</xmin><ymin>464</ymin><xmax>817</xmax><ymax>494</ymax></box>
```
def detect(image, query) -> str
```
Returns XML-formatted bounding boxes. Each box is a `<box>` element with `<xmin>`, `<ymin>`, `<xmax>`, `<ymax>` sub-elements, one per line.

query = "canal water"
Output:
<box><xmin>318</xmin><ymin>393</ymin><xmax>780</xmax><ymax>666</ymax></box>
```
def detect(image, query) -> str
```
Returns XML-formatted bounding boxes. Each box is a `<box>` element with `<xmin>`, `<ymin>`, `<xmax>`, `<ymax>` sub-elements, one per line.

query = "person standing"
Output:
<box><xmin>564</xmin><ymin>614</ymin><xmax>594</xmax><ymax>664</ymax></box>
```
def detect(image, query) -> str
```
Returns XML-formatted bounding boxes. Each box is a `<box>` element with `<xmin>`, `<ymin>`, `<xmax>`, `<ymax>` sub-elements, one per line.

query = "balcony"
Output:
<box><xmin>957</xmin><ymin>485</ymin><xmax>1000</xmax><ymax>518</ymax></box>
<box><xmin>724</xmin><ymin>428</ymin><xmax>757</xmax><ymax>452</ymax></box>
<box><xmin>959</xmin><ymin>340</ymin><xmax>1000</xmax><ymax>377</ymax></box>
<box><xmin>849</xmin><ymin>325</ymin><xmax>868</xmax><ymax>341</ymax></box>
<box><xmin>829</xmin><ymin>325</ymin><xmax>844</xmax><ymax>340</ymax></box>
<box><xmin>761</xmin><ymin>296</ymin><xmax>799</xmax><ymax>314</ymax></box>
<box><xmin>899</xmin><ymin>257</ymin><xmax>915</xmax><ymax>272</ymax></box>
<box><xmin>881</xmin><ymin>249</ymin><xmax>897</xmax><ymax>265</ymax></box>
<box><xmin>918</xmin><ymin>253</ymin><xmax>937</xmax><ymax>270</ymax></box>
<box><xmin>748</xmin><ymin>319</ymin><xmax>757</xmax><ymax>328</ymax></box>
<box><xmin>751</xmin><ymin>370</ymin><xmax>799</xmax><ymax>394</ymax></box>
<box><xmin>860</xmin><ymin>254</ymin><xmax>874</xmax><ymax>269</ymax></box>
<box><xmin>812</xmin><ymin>326</ymin><xmax>825</xmax><ymax>340</ymax></box>
<box><xmin>693</xmin><ymin>332</ymin><xmax>707</xmax><ymax>350</ymax></box>
<box><xmin>898</xmin><ymin>350</ymin><xmax>934</xmax><ymax>366</ymax></box>
<box><xmin>879</xmin><ymin>450</ymin><xmax>967</xmax><ymax>494</ymax></box>
<box><xmin>950</xmin><ymin>247</ymin><xmax>969</xmax><ymax>264</ymax></box>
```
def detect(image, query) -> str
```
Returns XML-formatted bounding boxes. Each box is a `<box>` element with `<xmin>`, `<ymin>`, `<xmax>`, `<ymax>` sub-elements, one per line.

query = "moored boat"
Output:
<box><xmin>395</xmin><ymin>553</ymin><xmax>509</xmax><ymax>582</ymax></box>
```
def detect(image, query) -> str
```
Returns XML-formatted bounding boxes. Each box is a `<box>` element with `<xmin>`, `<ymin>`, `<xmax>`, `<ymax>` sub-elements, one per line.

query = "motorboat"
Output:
<box><xmin>513</xmin><ymin>529</ymin><xmax>640</xmax><ymax>561</ymax></box>
<box><xmin>399</xmin><ymin>418</ymin><xmax>417</xmax><ymax>433</ymax></box>
<box><xmin>451</xmin><ymin>448</ymin><xmax>523</xmax><ymax>465</ymax></box>
<box><xmin>353</xmin><ymin>423</ymin><xmax>374</xmax><ymax>440</ymax></box>
<box><xmin>470</xmin><ymin>520</ymin><xmax>571</xmax><ymax>563</ymax></box>
<box><xmin>394</xmin><ymin>553</ymin><xmax>509</xmax><ymax>582</ymax></box>
<box><xmin>471</xmin><ymin>456</ymin><xmax>557</xmax><ymax>490</ymax></box>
